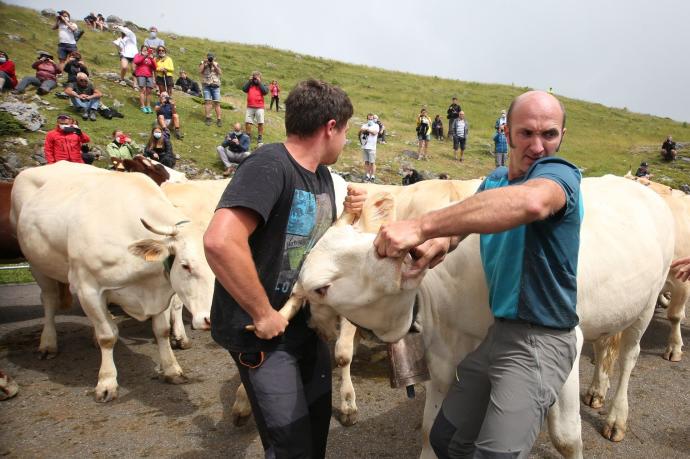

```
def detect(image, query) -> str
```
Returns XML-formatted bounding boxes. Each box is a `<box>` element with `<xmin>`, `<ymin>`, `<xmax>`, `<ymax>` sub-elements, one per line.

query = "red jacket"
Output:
<box><xmin>44</xmin><ymin>127</ymin><xmax>90</xmax><ymax>164</ymax></box>
<box><xmin>0</xmin><ymin>60</ymin><xmax>17</xmax><ymax>88</ymax></box>
<box><xmin>133</xmin><ymin>53</ymin><xmax>157</xmax><ymax>77</ymax></box>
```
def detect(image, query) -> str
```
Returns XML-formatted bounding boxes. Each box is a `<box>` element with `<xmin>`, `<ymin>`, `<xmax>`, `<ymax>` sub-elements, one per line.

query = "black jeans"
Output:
<box><xmin>270</xmin><ymin>95</ymin><xmax>280</xmax><ymax>111</ymax></box>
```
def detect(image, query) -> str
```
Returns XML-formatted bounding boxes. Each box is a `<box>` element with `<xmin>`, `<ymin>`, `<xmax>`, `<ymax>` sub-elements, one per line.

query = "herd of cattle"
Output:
<box><xmin>0</xmin><ymin>161</ymin><xmax>688</xmax><ymax>459</ymax></box>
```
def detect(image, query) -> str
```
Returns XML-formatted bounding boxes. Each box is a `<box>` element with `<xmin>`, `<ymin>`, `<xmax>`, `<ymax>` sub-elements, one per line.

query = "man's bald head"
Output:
<box><xmin>507</xmin><ymin>91</ymin><xmax>566</xmax><ymax>130</ymax></box>
<box><xmin>233</xmin><ymin>122</ymin><xmax>242</xmax><ymax>131</ymax></box>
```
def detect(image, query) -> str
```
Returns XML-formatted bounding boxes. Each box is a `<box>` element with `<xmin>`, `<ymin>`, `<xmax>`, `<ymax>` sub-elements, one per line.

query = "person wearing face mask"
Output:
<box><xmin>0</xmin><ymin>51</ymin><xmax>18</xmax><ymax>92</ymax></box>
<box><xmin>14</xmin><ymin>51</ymin><xmax>61</xmax><ymax>95</ymax></box>
<box><xmin>144</xmin><ymin>27</ymin><xmax>165</xmax><ymax>50</ymax></box>
<box><xmin>113</xmin><ymin>25</ymin><xmax>138</xmax><ymax>89</ymax></box>
<box><xmin>53</xmin><ymin>10</ymin><xmax>79</xmax><ymax>71</ymax></box>
<box><xmin>359</xmin><ymin>113</ymin><xmax>380</xmax><ymax>182</ymax></box>
<box><xmin>216</xmin><ymin>122</ymin><xmax>251</xmax><ymax>176</ymax></box>
<box><xmin>106</xmin><ymin>129</ymin><xmax>139</xmax><ymax>161</ymax></box>
<box><xmin>144</xmin><ymin>126</ymin><xmax>175</xmax><ymax>168</ymax></box>
<box><xmin>155</xmin><ymin>46</ymin><xmax>175</xmax><ymax>95</ymax></box>
<box><xmin>44</xmin><ymin>114</ymin><xmax>91</xmax><ymax>164</ymax></box>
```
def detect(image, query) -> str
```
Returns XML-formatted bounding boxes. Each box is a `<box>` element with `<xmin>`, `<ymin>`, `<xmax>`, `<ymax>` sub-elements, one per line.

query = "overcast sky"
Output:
<box><xmin>9</xmin><ymin>0</ymin><xmax>690</xmax><ymax>122</ymax></box>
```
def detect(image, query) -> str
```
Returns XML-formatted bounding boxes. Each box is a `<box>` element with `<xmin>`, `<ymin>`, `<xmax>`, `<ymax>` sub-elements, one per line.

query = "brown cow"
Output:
<box><xmin>0</xmin><ymin>181</ymin><xmax>23</xmax><ymax>261</ymax></box>
<box><xmin>111</xmin><ymin>156</ymin><xmax>170</xmax><ymax>186</ymax></box>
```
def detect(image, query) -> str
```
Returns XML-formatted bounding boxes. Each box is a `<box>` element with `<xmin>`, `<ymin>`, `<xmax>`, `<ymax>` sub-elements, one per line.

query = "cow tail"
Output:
<box><xmin>601</xmin><ymin>332</ymin><xmax>621</xmax><ymax>374</ymax></box>
<box><xmin>58</xmin><ymin>282</ymin><xmax>73</xmax><ymax>310</ymax></box>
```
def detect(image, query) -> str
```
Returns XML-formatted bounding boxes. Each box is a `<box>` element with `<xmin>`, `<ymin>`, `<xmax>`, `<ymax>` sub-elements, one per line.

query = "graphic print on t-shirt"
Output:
<box><xmin>274</xmin><ymin>189</ymin><xmax>333</xmax><ymax>295</ymax></box>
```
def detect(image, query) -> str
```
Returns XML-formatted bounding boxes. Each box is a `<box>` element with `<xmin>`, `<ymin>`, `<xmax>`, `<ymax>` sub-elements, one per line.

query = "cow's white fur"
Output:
<box><xmin>296</xmin><ymin>175</ymin><xmax>674</xmax><ymax>456</ymax></box>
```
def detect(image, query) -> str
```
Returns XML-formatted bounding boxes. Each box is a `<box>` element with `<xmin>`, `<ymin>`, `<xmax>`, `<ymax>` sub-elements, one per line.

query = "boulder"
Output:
<box><xmin>0</xmin><ymin>101</ymin><xmax>45</xmax><ymax>131</ymax></box>
<box><xmin>40</xmin><ymin>8</ymin><xmax>57</xmax><ymax>17</ymax></box>
<box><xmin>98</xmin><ymin>72</ymin><xmax>121</xmax><ymax>82</ymax></box>
<box><xmin>106</xmin><ymin>15</ymin><xmax>124</xmax><ymax>25</ymax></box>
<box><xmin>124</xmin><ymin>21</ymin><xmax>143</xmax><ymax>32</ymax></box>
<box><xmin>32</xmin><ymin>146</ymin><xmax>47</xmax><ymax>165</ymax></box>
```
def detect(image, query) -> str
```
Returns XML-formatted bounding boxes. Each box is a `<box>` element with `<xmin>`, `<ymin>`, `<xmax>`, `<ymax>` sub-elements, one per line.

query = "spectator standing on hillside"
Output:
<box><xmin>661</xmin><ymin>135</ymin><xmax>677</xmax><ymax>161</ymax></box>
<box><xmin>114</xmin><ymin>25</ymin><xmax>138</xmax><ymax>88</ymax></box>
<box><xmin>360</xmin><ymin>113</ymin><xmax>380</xmax><ymax>182</ymax></box>
<box><xmin>144</xmin><ymin>27</ymin><xmax>165</xmax><ymax>50</ymax></box>
<box><xmin>217</xmin><ymin>122</ymin><xmax>251</xmax><ymax>176</ymax></box>
<box><xmin>374</xmin><ymin>114</ymin><xmax>386</xmax><ymax>144</ymax></box>
<box><xmin>0</xmin><ymin>51</ymin><xmax>18</xmax><ymax>92</ymax></box>
<box><xmin>155</xmin><ymin>46</ymin><xmax>175</xmax><ymax>95</ymax></box>
<box><xmin>200</xmin><ymin>53</ymin><xmax>223</xmax><ymax>126</ymax></box>
<box><xmin>432</xmin><ymin>114</ymin><xmax>444</xmax><ymax>140</ymax></box>
<box><xmin>53</xmin><ymin>10</ymin><xmax>78</xmax><ymax>71</ymax></box>
<box><xmin>144</xmin><ymin>126</ymin><xmax>176</xmax><ymax>168</ymax></box>
<box><xmin>44</xmin><ymin>113</ymin><xmax>90</xmax><ymax>164</ymax></box>
<box><xmin>133</xmin><ymin>45</ymin><xmax>157</xmax><ymax>113</ymax></box>
<box><xmin>451</xmin><ymin>111</ymin><xmax>469</xmax><ymax>161</ymax></box>
<box><xmin>106</xmin><ymin>130</ymin><xmax>139</xmax><ymax>161</ymax></box>
<box><xmin>493</xmin><ymin>125</ymin><xmax>508</xmax><ymax>167</ymax></box>
<box><xmin>155</xmin><ymin>92</ymin><xmax>184</xmax><ymax>139</ymax></box>
<box><xmin>242</xmin><ymin>71</ymin><xmax>269</xmax><ymax>146</ymax></box>
<box><xmin>14</xmin><ymin>51</ymin><xmax>61</xmax><ymax>95</ymax></box>
<box><xmin>62</xmin><ymin>52</ymin><xmax>89</xmax><ymax>86</ymax></box>
<box><xmin>416</xmin><ymin>108</ymin><xmax>432</xmax><ymax>160</ymax></box>
<box><xmin>446</xmin><ymin>96</ymin><xmax>461</xmax><ymax>141</ymax></box>
<box><xmin>269</xmin><ymin>80</ymin><xmax>280</xmax><ymax>111</ymax></box>
<box><xmin>635</xmin><ymin>161</ymin><xmax>651</xmax><ymax>178</ymax></box>
<box><xmin>176</xmin><ymin>70</ymin><xmax>201</xmax><ymax>97</ymax></box>
<box><xmin>495</xmin><ymin>109</ymin><xmax>507</xmax><ymax>131</ymax></box>
<box><xmin>65</xmin><ymin>72</ymin><xmax>102</xmax><ymax>121</ymax></box>
<box><xmin>84</xmin><ymin>12</ymin><xmax>97</xmax><ymax>30</ymax></box>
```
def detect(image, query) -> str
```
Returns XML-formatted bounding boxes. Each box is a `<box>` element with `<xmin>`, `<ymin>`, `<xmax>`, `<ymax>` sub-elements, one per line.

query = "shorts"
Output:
<box><xmin>57</xmin><ymin>43</ymin><xmax>78</xmax><ymax>60</ymax></box>
<box><xmin>120</xmin><ymin>55</ymin><xmax>134</xmax><ymax>63</ymax></box>
<box><xmin>453</xmin><ymin>136</ymin><xmax>467</xmax><ymax>151</ymax></box>
<box><xmin>156</xmin><ymin>75</ymin><xmax>174</xmax><ymax>89</ymax></box>
<box><xmin>362</xmin><ymin>148</ymin><xmax>376</xmax><ymax>163</ymax></box>
<box><xmin>203</xmin><ymin>85</ymin><xmax>221</xmax><ymax>101</ymax></box>
<box><xmin>136</xmin><ymin>76</ymin><xmax>155</xmax><ymax>88</ymax></box>
<box><xmin>417</xmin><ymin>134</ymin><xmax>430</xmax><ymax>141</ymax></box>
<box><xmin>245</xmin><ymin>107</ymin><xmax>265</xmax><ymax>125</ymax></box>
<box><xmin>161</xmin><ymin>118</ymin><xmax>172</xmax><ymax>127</ymax></box>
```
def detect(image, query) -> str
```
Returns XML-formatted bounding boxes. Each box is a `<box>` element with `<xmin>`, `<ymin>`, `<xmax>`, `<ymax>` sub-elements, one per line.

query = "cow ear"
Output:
<box><xmin>128</xmin><ymin>238</ymin><xmax>171</xmax><ymax>262</ymax></box>
<box><xmin>357</xmin><ymin>192</ymin><xmax>396</xmax><ymax>233</ymax></box>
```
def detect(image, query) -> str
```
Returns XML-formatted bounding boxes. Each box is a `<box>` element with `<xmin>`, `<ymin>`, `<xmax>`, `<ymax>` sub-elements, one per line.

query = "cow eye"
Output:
<box><xmin>181</xmin><ymin>263</ymin><xmax>191</xmax><ymax>272</ymax></box>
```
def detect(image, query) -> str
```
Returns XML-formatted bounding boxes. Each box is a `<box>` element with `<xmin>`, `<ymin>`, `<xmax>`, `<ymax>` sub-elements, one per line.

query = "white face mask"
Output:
<box><xmin>150</xmin><ymin>32</ymin><xmax>157</xmax><ymax>38</ymax></box>
<box><xmin>0</xmin><ymin>57</ymin><xmax>6</xmax><ymax>64</ymax></box>
<box><xmin>153</xmin><ymin>132</ymin><xmax>163</xmax><ymax>139</ymax></box>
<box><xmin>59</xmin><ymin>124</ymin><xmax>70</xmax><ymax>130</ymax></box>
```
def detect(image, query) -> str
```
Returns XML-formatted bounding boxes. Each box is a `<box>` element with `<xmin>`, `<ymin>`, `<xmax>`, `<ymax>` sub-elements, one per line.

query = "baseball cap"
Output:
<box><xmin>57</xmin><ymin>113</ymin><xmax>72</xmax><ymax>120</ymax></box>
<box><xmin>640</xmin><ymin>162</ymin><xmax>649</xmax><ymax>167</ymax></box>
<box><xmin>37</xmin><ymin>50</ymin><xmax>53</xmax><ymax>59</ymax></box>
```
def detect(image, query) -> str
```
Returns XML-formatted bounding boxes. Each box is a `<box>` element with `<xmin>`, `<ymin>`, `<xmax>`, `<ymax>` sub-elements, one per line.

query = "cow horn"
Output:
<box><xmin>245</xmin><ymin>294</ymin><xmax>305</xmax><ymax>332</ymax></box>
<box><xmin>141</xmin><ymin>218</ymin><xmax>179</xmax><ymax>237</ymax></box>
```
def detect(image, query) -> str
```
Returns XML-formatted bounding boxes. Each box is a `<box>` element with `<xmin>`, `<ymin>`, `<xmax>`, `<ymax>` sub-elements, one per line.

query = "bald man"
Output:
<box><xmin>374</xmin><ymin>91</ymin><xmax>582</xmax><ymax>458</ymax></box>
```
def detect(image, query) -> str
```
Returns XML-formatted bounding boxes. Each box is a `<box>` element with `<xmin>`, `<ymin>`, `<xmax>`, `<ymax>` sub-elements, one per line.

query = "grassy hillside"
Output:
<box><xmin>0</xmin><ymin>2</ymin><xmax>689</xmax><ymax>188</ymax></box>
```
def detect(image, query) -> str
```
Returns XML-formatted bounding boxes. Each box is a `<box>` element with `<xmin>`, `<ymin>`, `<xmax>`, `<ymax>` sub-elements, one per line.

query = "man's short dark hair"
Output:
<box><xmin>284</xmin><ymin>79</ymin><xmax>353</xmax><ymax>138</ymax></box>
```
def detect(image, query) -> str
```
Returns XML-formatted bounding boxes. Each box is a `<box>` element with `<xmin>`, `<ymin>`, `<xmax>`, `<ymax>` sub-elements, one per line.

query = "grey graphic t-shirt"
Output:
<box><xmin>211</xmin><ymin>143</ymin><xmax>336</xmax><ymax>353</ymax></box>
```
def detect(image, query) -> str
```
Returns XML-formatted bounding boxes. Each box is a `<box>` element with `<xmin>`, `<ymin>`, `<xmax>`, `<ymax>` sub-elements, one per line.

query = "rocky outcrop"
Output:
<box><xmin>0</xmin><ymin>100</ymin><xmax>45</xmax><ymax>131</ymax></box>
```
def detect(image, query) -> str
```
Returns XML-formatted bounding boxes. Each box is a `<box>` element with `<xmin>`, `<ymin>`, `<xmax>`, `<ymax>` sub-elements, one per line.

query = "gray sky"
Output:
<box><xmin>10</xmin><ymin>0</ymin><xmax>690</xmax><ymax>122</ymax></box>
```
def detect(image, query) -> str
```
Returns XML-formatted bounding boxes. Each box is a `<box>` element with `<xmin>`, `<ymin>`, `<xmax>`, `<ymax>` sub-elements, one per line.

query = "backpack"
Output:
<box><xmin>417</xmin><ymin>120</ymin><xmax>429</xmax><ymax>137</ymax></box>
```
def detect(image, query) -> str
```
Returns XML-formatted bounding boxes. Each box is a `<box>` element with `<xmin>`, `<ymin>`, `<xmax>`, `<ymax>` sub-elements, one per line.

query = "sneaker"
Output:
<box><xmin>216</xmin><ymin>119</ymin><xmax>222</xmax><ymax>127</ymax></box>
<box><xmin>141</xmin><ymin>106</ymin><xmax>148</xmax><ymax>113</ymax></box>
<box><xmin>205</xmin><ymin>117</ymin><xmax>212</xmax><ymax>126</ymax></box>
<box><xmin>370</xmin><ymin>175</ymin><xmax>376</xmax><ymax>182</ymax></box>
<box><xmin>146</xmin><ymin>106</ymin><xmax>153</xmax><ymax>114</ymax></box>
<box><xmin>174</xmin><ymin>128</ymin><xmax>184</xmax><ymax>140</ymax></box>
<box><xmin>81</xmin><ymin>109</ymin><xmax>89</xmax><ymax>120</ymax></box>
<box><xmin>365</xmin><ymin>174</ymin><xmax>371</xmax><ymax>181</ymax></box>
<box><xmin>89</xmin><ymin>110</ymin><xmax>97</xmax><ymax>121</ymax></box>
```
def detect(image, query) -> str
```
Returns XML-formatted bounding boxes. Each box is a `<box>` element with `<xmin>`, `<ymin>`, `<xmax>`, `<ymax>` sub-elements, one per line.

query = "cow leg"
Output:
<box><xmin>76</xmin><ymin>286</ymin><xmax>120</xmax><ymax>402</ymax></box>
<box><xmin>601</xmin><ymin>305</ymin><xmax>655</xmax><ymax>442</ymax></box>
<box><xmin>663</xmin><ymin>283</ymin><xmax>687</xmax><ymax>362</ymax></box>
<box><xmin>151</xmin><ymin>308</ymin><xmax>188</xmax><ymax>384</ymax></box>
<box><xmin>547</xmin><ymin>327</ymin><xmax>584</xmax><ymax>459</ymax></box>
<box><xmin>231</xmin><ymin>383</ymin><xmax>252</xmax><ymax>426</ymax></box>
<box><xmin>335</xmin><ymin>317</ymin><xmax>359</xmax><ymax>426</ymax></box>
<box><xmin>168</xmin><ymin>295</ymin><xmax>191</xmax><ymax>350</ymax></box>
<box><xmin>583</xmin><ymin>337</ymin><xmax>611</xmax><ymax>409</ymax></box>
<box><xmin>32</xmin><ymin>270</ymin><xmax>70</xmax><ymax>359</ymax></box>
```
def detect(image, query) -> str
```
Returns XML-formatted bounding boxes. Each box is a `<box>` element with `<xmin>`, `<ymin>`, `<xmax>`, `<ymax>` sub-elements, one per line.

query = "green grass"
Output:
<box><xmin>1</xmin><ymin>3</ymin><xmax>689</xmax><ymax>187</ymax></box>
<box><xmin>0</xmin><ymin>265</ymin><xmax>34</xmax><ymax>284</ymax></box>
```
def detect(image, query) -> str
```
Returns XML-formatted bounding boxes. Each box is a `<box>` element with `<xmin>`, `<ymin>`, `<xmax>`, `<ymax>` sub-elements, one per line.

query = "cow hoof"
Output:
<box><xmin>339</xmin><ymin>411</ymin><xmax>358</xmax><ymax>426</ymax></box>
<box><xmin>164</xmin><ymin>373</ymin><xmax>189</xmax><ymax>385</ymax></box>
<box><xmin>232</xmin><ymin>412</ymin><xmax>251</xmax><ymax>427</ymax></box>
<box><xmin>0</xmin><ymin>375</ymin><xmax>19</xmax><ymax>401</ymax></box>
<box><xmin>663</xmin><ymin>346</ymin><xmax>682</xmax><ymax>362</ymax></box>
<box><xmin>95</xmin><ymin>384</ymin><xmax>118</xmax><ymax>403</ymax></box>
<box><xmin>583</xmin><ymin>393</ymin><xmax>604</xmax><ymax>409</ymax></box>
<box><xmin>171</xmin><ymin>337</ymin><xmax>192</xmax><ymax>350</ymax></box>
<box><xmin>37</xmin><ymin>349</ymin><xmax>58</xmax><ymax>360</ymax></box>
<box><xmin>602</xmin><ymin>424</ymin><xmax>626</xmax><ymax>442</ymax></box>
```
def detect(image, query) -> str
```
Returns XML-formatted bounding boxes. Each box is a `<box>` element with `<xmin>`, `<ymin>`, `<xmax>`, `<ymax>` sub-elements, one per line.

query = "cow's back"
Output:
<box><xmin>162</xmin><ymin>179</ymin><xmax>229</xmax><ymax>226</ymax></box>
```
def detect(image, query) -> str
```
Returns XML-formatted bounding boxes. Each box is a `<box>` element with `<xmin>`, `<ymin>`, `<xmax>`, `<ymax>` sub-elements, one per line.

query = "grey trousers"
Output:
<box><xmin>216</xmin><ymin>145</ymin><xmax>250</xmax><ymax>168</ymax></box>
<box><xmin>15</xmin><ymin>76</ymin><xmax>57</xmax><ymax>94</ymax></box>
<box><xmin>430</xmin><ymin>320</ymin><xmax>576</xmax><ymax>458</ymax></box>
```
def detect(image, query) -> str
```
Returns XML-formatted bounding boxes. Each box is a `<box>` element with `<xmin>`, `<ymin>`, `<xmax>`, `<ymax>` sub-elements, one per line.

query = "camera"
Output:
<box><xmin>251</xmin><ymin>77</ymin><xmax>258</xmax><ymax>84</ymax></box>
<box><xmin>207</xmin><ymin>56</ymin><xmax>214</xmax><ymax>62</ymax></box>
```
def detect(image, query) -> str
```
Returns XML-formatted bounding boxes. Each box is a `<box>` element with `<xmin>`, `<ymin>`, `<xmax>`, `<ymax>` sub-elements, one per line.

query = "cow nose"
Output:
<box><xmin>314</xmin><ymin>285</ymin><xmax>330</xmax><ymax>297</ymax></box>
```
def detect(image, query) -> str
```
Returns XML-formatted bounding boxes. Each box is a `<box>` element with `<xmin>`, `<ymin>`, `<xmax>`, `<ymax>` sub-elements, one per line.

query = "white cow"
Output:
<box><xmin>10</xmin><ymin>162</ymin><xmax>213</xmax><ymax>402</ymax></box>
<box><xmin>294</xmin><ymin>175</ymin><xmax>674</xmax><ymax>457</ymax></box>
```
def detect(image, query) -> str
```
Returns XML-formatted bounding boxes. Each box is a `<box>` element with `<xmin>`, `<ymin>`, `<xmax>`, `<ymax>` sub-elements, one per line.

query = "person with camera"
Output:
<box><xmin>216</xmin><ymin>122</ymin><xmax>251</xmax><ymax>176</ymax></box>
<box><xmin>133</xmin><ymin>45</ymin><xmax>157</xmax><ymax>113</ymax></box>
<box><xmin>360</xmin><ymin>113</ymin><xmax>380</xmax><ymax>182</ymax></box>
<box><xmin>14</xmin><ymin>51</ymin><xmax>61</xmax><ymax>96</ymax></box>
<box><xmin>62</xmin><ymin>51</ymin><xmax>89</xmax><ymax>86</ymax></box>
<box><xmin>175</xmin><ymin>70</ymin><xmax>201</xmax><ymax>97</ymax></box>
<box><xmin>53</xmin><ymin>10</ymin><xmax>80</xmax><ymax>71</ymax></box>
<box><xmin>113</xmin><ymin>25</ymin><xmax>139</xmax><ymax>89</ymax></box>
<box><xmin>446</xmin><ymin>96</ymin><xmax>461</xmax><ymax>142</ymax></box>
<box><xmin>242</xmin><ymin>71</ymin><xmax>269</xmax><ymax>146</ymax></box>
<box><xmin>155</xmin><ymin>46</ymin><xmax>175</xmax><ymax>95</ymax></box>
<box><xmin>0</xmin><ymin>51</ymin><xmax>18</xmax><ymax>92</ymax></box>
<box><xmin>154</xmin><ymin>91</ymin><xmax>183</xmax><ymax>139</ymax></box>
<box><xmin>416</xmin><ymin>107</ymin><xmax>432</xmax><ymax>160</ymax></box>
<box><xmin>661</xmin><ymin>135</ymin><xmax>677</xmax><ymax>161</ymax></box>
<box><xmin>144</xmin><ymin>126</ymin><xmax>175</xmax><ymax>168</ymax></box>
<box><xmin>200</xmin><ymin>53</ymin><xmax>223</xmax><ymax>126</ymax></box>
<box><xmin>64</xmin><ymin>72</ymin><xmax>102</xmax><ymax>121</ymax></box>
<box><xmin>44</xmin><ymin>113</ymin><xmax>91</xmax><ymax>164</ymax></box>
<box><xmin>106</xmin><ymin>129</ymin><xmax>139</xmax><ymax>161</ymax></box>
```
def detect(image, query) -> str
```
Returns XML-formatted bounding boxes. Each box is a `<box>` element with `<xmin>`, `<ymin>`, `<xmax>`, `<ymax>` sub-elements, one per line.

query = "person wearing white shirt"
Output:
<box><xmin>360</xmin><ymin>113</ymin><xmax>380</xmax><ymax>182</ymax></box>
<box><xmin>114</xmin><ymin>26</ymin><xmax>138</xmax><ymax>88</ymax></box>
<box><xmin>53</xmin><ymin>10</ymin><xmax>78</xmax><ymax>71</ymax></box>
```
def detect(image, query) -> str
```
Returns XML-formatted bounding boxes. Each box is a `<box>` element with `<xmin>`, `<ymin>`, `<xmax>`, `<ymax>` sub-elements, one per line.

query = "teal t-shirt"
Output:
<box><xmin>478</xmin><ymin>157</ymin><xmax>583</xmax><ymax>329</ymax></box>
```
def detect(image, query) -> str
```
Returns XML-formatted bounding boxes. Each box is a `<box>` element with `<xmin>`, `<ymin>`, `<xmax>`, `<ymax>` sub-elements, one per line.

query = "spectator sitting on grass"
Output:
<box><xmin>84</xmin><ymin>12</ymin><xmax>97</xmax><ymax>30</ymax></box>
<box><xmin>402</xmin><ymin>163</ymin><xmax>423</xmax><ymax>186</ymax></box>
<box><xmin>154</xmin><ymin>92</ymin><xmax>184</xmax><ymax>139</ymax></box>
<box><xmin>0</xmin><ymin>51</ymin><xmax>18</xmax><ymax>92</ymax></box>
<box><xmin>144</xmin><ymin>126</ymin><xmax>176</xmax><ymax>168</ymax></box>
<box><xmin>175</xmin><ymin>70</ymin><xmax>201</xmax><ymax>97</ymax></box>
<box><xmin>64</xmin><ymin>72</ymin><xmax>102</xmax><ymax>121</ymax></box>
<box><xmin>661</xmin><ymin>135</ymin><xmax>677</xmax><ymax>161</ymax></box>
<box><xmin>62</xmin><ymin>51</ymin><xmax>88</xmax><ymax>86</ymax></box>
<box><xmin>217</xmin><ymin>122</ymin><xmax>251</xmax><ymax>176</ymax></box>
<box><xmin>635</xmin><ymin>161</ymin><xmax>651</xmax><ymax>178</ymax></box>
<box><xmin>14</xmin><ymin>51</ymin><xmax>61</xmax><ymax>95</ymax></box>
<box><xmin>95</xmin><ymin>14</ymin><xmax>108</xmax><ymax>31</ymax></box>
<box><xmin>432</xmin><ymin>114</ymin><xmax>444</xmax><ymax>140</ymax></box>
<box><xmin>44</xmin><ymin>113</ymin><xmax>90</xmax><ymax>164</ymax></box>
<box><xmin>106</xmin><ymin>130</ymin><xmax>139</xmax><ymax>161</ymax></box>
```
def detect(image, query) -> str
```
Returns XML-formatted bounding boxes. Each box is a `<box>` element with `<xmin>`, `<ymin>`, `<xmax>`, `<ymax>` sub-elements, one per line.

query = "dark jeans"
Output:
<box><xmin>270</xmin><ymin>95</ymin><xmax>280</xmax><ymax>111</ymax></box>
<box><xmin>0</xmin><ymin>71</ymin><xmax>13</xmax><ymax>90</ymax></box>
<box><xmin>15</xmin><ymin>76</ymin><xmax>57</xmax><ymax>94</ymax></box>
<box><xmin>230</xmin><ymin>335</ymin><xmax>332</xmax><ymax>459</ymax></box>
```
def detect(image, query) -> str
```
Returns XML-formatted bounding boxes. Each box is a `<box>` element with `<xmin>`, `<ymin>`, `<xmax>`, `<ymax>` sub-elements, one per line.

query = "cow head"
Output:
<box><xmin>297</xmin><ymin>193</ymin><xmax>425</xmax><ymax>342</ymax></box>
<box><xmin>112</xmin><ymin>156</ymin><xmax>170</xmax><ymax>186</ymax></box>
<box><xmin>129</xmin><ymin>218</ymin><xmax>213</xmax><ymax>330</ymax></box>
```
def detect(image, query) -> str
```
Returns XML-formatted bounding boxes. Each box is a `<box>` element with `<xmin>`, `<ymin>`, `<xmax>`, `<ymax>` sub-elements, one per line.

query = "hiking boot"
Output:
<box><xmin>174</xmin><ymin>128</ymin><xmax>184</xmax><ymax>140</ymax></box>
<box><xmin>205</xmin><ymin>117</ymin><xmax>212</xmax><ymax>126</ymax></box>
<box><xmin>222</xmin><ymin>166</ymin><xmax>234</xmax><ymax>177</ymax></box>
<box><xmin>82</xmin><ymin>109</ymin><xmax>89</xmax><ymax>120</ymax></box>
<box><xmin>89</xmin><ymin>110</ymin><xmax>97</xmax><ymax>121</ymax></box>
<box><xmin>257</xmin><ymin>135</ymin><xmax>263</xmax><ymax>147</ymax></box>
<box><xmin>216</xmin><ymin>119</ymin><xmax>222</xmax><ymax>127</ymax></box>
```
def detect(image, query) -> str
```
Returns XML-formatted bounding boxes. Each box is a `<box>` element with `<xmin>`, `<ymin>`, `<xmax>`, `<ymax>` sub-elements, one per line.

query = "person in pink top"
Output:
<box><xmin>14</xmin><ymin>51</ymin><xmax>61</xmax><ymax>95</ymax></box>
<box><xmin>241</xmin><ymin>71</ymin><xmax>269</xmax><ymax>146</ymax></box>
<box><xmin>133</xmin><ymin>45</ymin><xmax>157</xmax><ymax>113</ymax></box>
<box><xmin>269</xmin><ymin>79</ymin><xmax>280</xmax><ymax>111</ymax></box>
